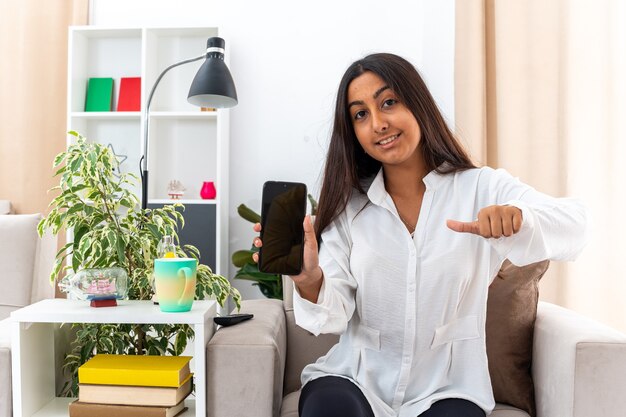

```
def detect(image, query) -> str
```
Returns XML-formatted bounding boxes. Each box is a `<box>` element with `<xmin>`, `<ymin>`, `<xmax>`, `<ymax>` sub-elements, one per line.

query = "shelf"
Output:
<box><xmin>67</xmin><ymin>24</ymin><xmax>230</xmax><ymax>298</ymax></box>
<box><xmin>30</xmin><ymin>395</ymin><xmax>196</xmax><ymax>417</ymax></box>
<box><xmin>69</xmin><ymin>27</ymin><xmax>142</xmax><ymax>38</ymax></box>
<box><xmin>12</xmin><ymin>299</ymin><xmax>214</xmax><ymax>417</ymax></box>
<box><xmin>71</xmin><ymin>112</ymin><xmax>141</xmax><ymax>119</ymax></box>
<box><xmin>149</xmin><ymin>199</ymin><xmax>217</xmax><ymax>205</ymax></box>
<box><xmin>70</xmin><ymin>112</ymin><xmax>216</xmax><ymax>120</ymax></box>
<box><xmin>11</xmin><ymin>299</ymin><xmax>216</xmax><ymax>325</ymax></box>
<box><xmin>150</xmin><ymin>111</ymin><xmax>217</xmax><ymax>119</ymax></box>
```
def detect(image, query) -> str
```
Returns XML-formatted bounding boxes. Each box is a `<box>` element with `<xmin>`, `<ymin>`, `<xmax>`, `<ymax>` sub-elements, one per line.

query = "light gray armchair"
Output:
<box><xmin>207</xmin><ymin>277</ymin><xmax>626</xmax><ymax>417</ymax></box>
<box><xmin>0</xmin><ymin>213</ymin><xmax>56</xmax><ymax>417</ymax></box>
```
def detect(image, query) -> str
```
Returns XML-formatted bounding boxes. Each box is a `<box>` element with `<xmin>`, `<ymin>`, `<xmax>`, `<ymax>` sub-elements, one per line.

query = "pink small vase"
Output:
<box><xmin>200</xmin><ymin>181</ymin><xmax>217</xmax><ymax>199</ymax></box>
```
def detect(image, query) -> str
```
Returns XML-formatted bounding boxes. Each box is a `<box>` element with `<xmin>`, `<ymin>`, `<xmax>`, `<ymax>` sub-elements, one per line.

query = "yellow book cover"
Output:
<box><xmin>78</xmin><ymin>354</ymin><xmax>192</xmax><ymax>387</ymax></box>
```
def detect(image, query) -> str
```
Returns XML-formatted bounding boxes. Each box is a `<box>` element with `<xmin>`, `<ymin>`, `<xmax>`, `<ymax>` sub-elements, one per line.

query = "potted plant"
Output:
<box><xmin>38</xmin><ymin>131</ymin><xmax>241</xmax><ymax>396</ymax></box>
<box><xmin>231</xmin><ymin>195</ymin><xmax>317</xmax><ymax>300</ymax></box>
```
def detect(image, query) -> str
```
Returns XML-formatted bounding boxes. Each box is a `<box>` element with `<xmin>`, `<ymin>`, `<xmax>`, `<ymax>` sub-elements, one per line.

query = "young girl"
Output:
<box><xmin>253</xmin><ymin>53</ymin><xmax>587</xmax><ymax>417</ymax></box>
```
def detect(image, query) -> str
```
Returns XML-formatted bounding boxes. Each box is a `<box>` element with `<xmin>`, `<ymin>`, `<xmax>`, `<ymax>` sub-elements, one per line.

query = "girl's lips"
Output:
<box><xmin>376</xmin><ymin>133</ymin><xmax>401</xmax><ymax>149</ymax></box>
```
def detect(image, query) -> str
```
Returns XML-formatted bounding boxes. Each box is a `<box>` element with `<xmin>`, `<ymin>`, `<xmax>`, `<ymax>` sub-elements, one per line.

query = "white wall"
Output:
<box><xmin>90</xmin><ymin>0</ymin><xmax>456</xmax><ymax>302</ymax></box>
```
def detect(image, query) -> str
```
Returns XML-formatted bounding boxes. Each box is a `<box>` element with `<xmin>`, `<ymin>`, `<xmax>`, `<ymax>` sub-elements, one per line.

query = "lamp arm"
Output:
<box><xmin>141</xmin><ymin>54</ymin><xmax>204</xmax><ymax>209</ymax></box>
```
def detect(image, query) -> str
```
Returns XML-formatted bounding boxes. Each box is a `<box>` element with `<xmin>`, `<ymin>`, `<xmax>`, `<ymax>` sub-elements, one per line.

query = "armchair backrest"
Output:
<box><xmin>0</xmin><ymin>214</ymin><xmax>56</xmax><ymax>320</ymax></box>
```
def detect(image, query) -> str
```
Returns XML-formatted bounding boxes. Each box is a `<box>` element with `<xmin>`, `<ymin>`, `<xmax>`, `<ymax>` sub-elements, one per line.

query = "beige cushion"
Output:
<box><xmin>487</xmin><ymin>260</ymin><xmax>549</xmax><ymax>417</ymax></box>
<box><xmin>280</xmin><ymin>389</ymin><xmax>529</xmax><ymax>417</ymax></box>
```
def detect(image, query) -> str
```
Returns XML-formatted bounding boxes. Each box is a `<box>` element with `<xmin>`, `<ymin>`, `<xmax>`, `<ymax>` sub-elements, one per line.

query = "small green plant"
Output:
<box><xmin>231</xmin><ymin>195</ymin><xmax>317</xmax><ymax>300</ymax></box>
<box><xmin>39</xmin><ymin>131</ymin><xmax>241</xmax><ymax>396</ymax></box>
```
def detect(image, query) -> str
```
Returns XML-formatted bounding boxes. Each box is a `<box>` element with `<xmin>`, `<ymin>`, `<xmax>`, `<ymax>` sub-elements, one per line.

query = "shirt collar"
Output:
<box><xmin>366</xmin><ymin>163</ymin><xmax>448</xmax><ymax>206</ymax></box>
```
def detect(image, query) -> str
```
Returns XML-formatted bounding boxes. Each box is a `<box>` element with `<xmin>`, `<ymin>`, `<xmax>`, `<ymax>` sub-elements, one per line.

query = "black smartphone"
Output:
<box><xmin>258</xmin><ymin>181</ymin><xmax>307</xmax><ymax>275</ymax></box>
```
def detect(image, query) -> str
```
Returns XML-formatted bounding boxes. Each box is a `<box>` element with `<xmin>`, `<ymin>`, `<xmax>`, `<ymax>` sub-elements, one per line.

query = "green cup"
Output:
<box><xmin>154</xmin><ymin>258</ymin><xmax>197</xmax><ymax>312</ymax></box>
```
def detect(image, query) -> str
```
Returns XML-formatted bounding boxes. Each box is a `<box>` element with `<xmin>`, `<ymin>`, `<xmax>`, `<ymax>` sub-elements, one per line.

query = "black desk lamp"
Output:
<box><xmin>141</xmin><ymin>37</ymin><xmax>237</xmax><ymax>210</ymax></box>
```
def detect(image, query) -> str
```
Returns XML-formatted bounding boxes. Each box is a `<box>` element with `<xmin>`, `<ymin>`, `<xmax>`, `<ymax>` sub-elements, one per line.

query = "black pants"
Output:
<box><xmin>299</xmin><ymin>376</ymin><xmax>486</xmax><ymax>417</ymax></box>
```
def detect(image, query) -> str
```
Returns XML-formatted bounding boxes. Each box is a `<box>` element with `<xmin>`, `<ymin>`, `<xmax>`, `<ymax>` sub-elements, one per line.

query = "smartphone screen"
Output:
<box><xmin>258</xmin><ymin>181</ymin><xmax>307</xmax><ymax>275</ymax></box>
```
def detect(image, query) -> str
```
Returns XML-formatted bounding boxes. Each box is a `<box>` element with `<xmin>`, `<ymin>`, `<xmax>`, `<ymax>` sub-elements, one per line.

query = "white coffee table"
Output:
<box><xmin>11</xmin><ymin>299</ymin><xmax>217</xmax><ymax>417</ymax></box>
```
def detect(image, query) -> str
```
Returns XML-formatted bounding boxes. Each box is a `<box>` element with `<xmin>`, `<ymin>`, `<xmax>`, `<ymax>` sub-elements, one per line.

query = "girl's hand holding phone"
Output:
<box><xmin>253</xmin><ymin>215</ymin><xmax>324</xmax><ymax>303</ymax></box>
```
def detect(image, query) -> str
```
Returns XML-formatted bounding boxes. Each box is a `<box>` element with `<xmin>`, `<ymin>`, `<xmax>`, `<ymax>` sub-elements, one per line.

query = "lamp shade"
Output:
<box><xmin>187</xmin><ymin>37</ymin><xmax>238</xmax><ymax>108</ymax></box>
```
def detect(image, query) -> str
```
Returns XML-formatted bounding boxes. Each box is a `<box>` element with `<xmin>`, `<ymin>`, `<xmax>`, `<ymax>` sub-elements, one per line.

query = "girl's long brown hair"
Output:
<box><xmin>315</xmin><ymin>53</ymin><xmax>476</xmax><ymax>242</ymax></box>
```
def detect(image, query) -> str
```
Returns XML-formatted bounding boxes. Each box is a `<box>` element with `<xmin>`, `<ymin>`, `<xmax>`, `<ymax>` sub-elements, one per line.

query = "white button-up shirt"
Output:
<box><xmin>293</xmin><ymin>166</ymin><xmax>588</xmax><ymax>417</ymax></box>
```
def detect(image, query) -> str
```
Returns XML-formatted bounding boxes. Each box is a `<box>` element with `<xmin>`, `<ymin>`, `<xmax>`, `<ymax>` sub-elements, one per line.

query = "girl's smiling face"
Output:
<box><xmin>347</xmin><ymin>71</ymin><xmax>422</xmax><ymax>169</ymax></box>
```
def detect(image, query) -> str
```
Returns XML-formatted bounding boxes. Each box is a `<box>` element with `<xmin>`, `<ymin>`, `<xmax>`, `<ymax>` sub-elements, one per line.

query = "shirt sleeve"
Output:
<box><xmin>292</xmin><ymin>210</ymin><xmax>357</xmax><ymax>336</ymax></box>
<box><xmin>484</xmin><ymin>168</ymin><xmax>590</xmax><ymax>267</ymax></box>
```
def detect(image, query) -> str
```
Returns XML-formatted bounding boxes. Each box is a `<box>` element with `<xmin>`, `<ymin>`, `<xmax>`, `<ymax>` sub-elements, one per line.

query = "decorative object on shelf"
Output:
<box><xmin>38</xmin><ymin>131</ymin><xmax>241</xmax><ymax>396</ymax></box>
<box><xmin>117</xmin><ymin>76</ymin><xmax>141</xmax><ymax>111</ymax></box>
<box><xmin>201</xmin><ymin>107</ymin><xmax>216</xmax><ymax>112</ymax></box>
<box><xmin>154</xmin><ymin>258</ymin><xmax>198</xmax><ymax>312</ymax></box>
<box><xmin>158</xmin><ymin>235</ymin><xmax>177</xmax><ymax>259</ymax></box>
<box><xmin>141</xmin><ymin>36</ymin><xmax>238</xmax><ymax>209</ymax></box>
<box><xmin>152</xmin><ymin>235</ymin><xmax>178</xmax><ymax>304</ymax></box>
<box><xmin>58</xmin><ymin>267</ymin><xmax>129</xmax><ymax>307</ymax></box>
<box><xmin>106</xmin><ymin>143</ymin><xmax>127</xmax><ymax>177</ymax></box>
<box><xmin>85</xmin><ymin>77</ymin><xmax>114</xmax><ymax>111</ymax></box>
<box><xmin>200</xmin><ymin>181</ymin><xmax>217</xmax><ymax>199</ymax></box>
<box><xmin>167</xmin><ymin>180</ymin><xmax>186</xmax><ymax>199</ymax></box>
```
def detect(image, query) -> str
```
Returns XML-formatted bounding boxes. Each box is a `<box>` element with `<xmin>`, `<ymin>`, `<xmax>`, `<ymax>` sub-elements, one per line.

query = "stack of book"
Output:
<box><xmin>69</xmin><ymin>354</ymin><xmax>193</xmax><ymax>417</ymax></box>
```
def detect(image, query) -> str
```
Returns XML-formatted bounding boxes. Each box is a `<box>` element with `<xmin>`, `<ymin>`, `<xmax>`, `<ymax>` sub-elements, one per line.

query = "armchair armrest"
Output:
<box><xmin>533</xmin><ymin>302</ymin><xmax>626</xmax><ymax>417</ymax></box>
<box><xmin>0</xmin><ymin>318</ymin><xmax>12</xmax><ymax>417</ymax></box>
<box><xmin>206</xmin><ymin>299</ymin><xmax>287</xmax><ymax>417</ymax></box>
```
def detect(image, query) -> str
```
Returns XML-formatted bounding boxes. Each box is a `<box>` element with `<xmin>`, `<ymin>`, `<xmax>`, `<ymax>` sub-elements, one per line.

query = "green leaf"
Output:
<box><xmin>237</xmin><ymin>204</ymin><xmax>261</xmax><ymax>223</ymax></box>
<box><xmin>69</xmin><ymin>156</ymin><xmax>82</xmax><ymax>173</ymax></box>
<box><xmin>174</xmin><ymin>331</ymin><xmax>187</xmax><ymax>356</ymax></box>
<box><xmin>37</xmin><ymin>218</ymin><xmax>46</xmax><ymax>237</ymax></box>
<box><xmin>53</xmin><ymin>151</ymin><xmax>66</xmax><ymax>167</ymax></box>
<box><xmin>55</xmin><ymin>242</ymin><xmax>73</xmax><ymax>258</ymax></box>
<box><xmin>54</xmin><ymin>165</ymin><xmax>67</xmax><ymax>176</ymax></box>
<box><xmin>145</xmin><ymin>224</ymin><xmax>161</xmax><ymax>240</ymax></box>
<box><xmin>71</xmin><ymin>252</ymin><xmax>81</xmax><ymax>272</ymax></box>
<box><xmin>116</xmin><ymin>238</ymin><xmax>126</xmax><ymax>264</ymax></box>
<box><xmin>234</xmin><ymin>272</ymin><xmax>281</xmax><ymax>282</ymax></box>
<box><xmin>100</xmin><ymin>337</ymin><xmax>114</xmax><ymax>353</ymax></box>
<box><xmin>183</xmin><ymin>244</ymin><xmax>200</xmax><ymax>260</ymax></box>
<box><xmin>66</xmin><ymin>203</ymin><xmax>86</xmax><ymax>217</ymax></box>
<box><xmin>50</xmin><ymin>257</ymin><xmax>64</xmax><ymax>284</ymax></box>
<box><xmin>232</xmin><ymin>250</ymin><xmax>254</xmax><ymax>267</ymax></box>
<box><xmin>308</xmin><ymin>193</ymin><xmax>318</xmax><ymax>215</ymax></box>
<box><xmin>106</xmin><ymin>230</ymin><xmax>116</xmax><ymax>248</ymax></box>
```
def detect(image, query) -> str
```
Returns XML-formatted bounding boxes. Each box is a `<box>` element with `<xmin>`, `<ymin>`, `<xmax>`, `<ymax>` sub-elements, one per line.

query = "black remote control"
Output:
<box><xmin>214</xmin><ymin>313</ymin><xmax>254</xmax><ymax>327</ymax></box>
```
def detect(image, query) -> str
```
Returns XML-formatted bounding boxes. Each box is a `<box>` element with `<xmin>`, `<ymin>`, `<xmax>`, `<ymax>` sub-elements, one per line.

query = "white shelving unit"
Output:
<box><xmin>67</xmin><ymin>26</ymin><xmax>230</xmax><ymax>278</ymax></box>
<box><xmin>10</xmin><ymin>299</ymin><xmax>217</xmax><ymax>417</ymax></box>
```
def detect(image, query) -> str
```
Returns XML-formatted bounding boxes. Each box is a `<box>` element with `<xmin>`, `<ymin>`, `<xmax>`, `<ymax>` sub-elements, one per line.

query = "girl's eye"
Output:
<box><xmin>354</xmin><ymin>110</ymin><xmax>367</xmax><ymax>120</ymax></box>
<box><xmin>382</xmin><ymin>98</ymin><xmax>397</xmax><ymax>108</ymax></box>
